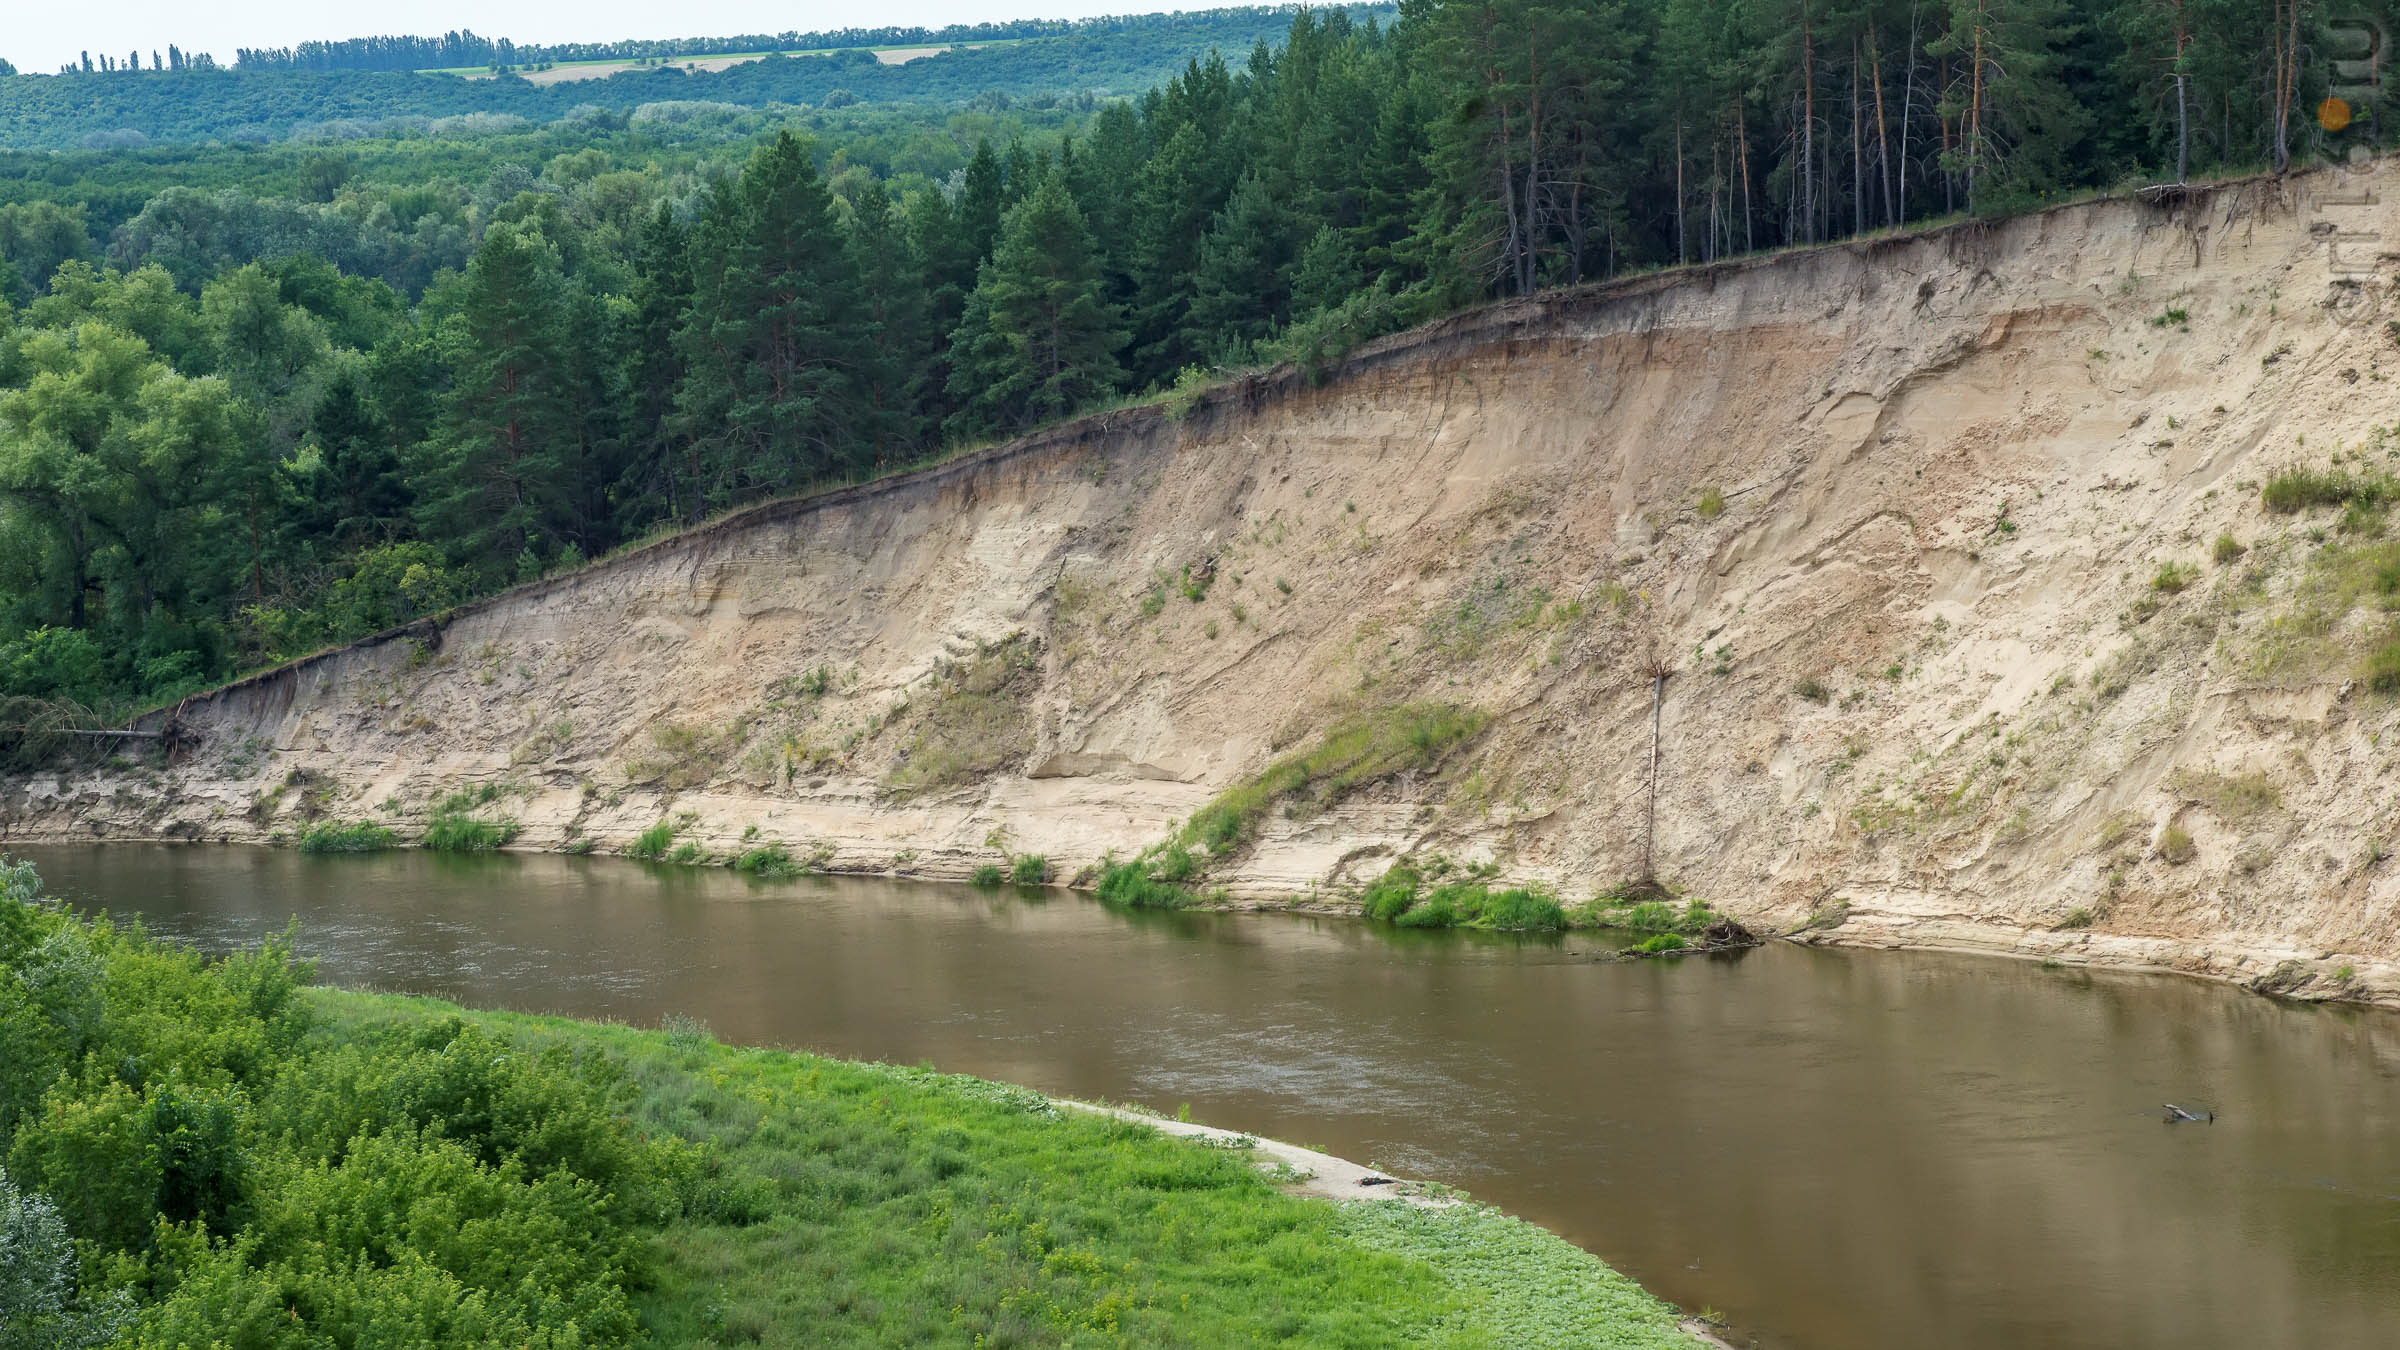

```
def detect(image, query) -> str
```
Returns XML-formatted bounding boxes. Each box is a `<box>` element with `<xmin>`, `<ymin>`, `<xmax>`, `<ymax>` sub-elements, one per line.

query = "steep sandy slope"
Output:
<box><xmin>12</xmin><ymin>165</ymin><xmax>2400</xmax><ymax>1005</ymax></box>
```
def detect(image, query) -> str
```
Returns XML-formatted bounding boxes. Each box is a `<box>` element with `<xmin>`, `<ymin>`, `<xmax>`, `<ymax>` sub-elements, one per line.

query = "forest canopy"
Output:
<box><xmin>0</xmin><ymin>0</ymin><xmax>2388</xmax><ymax>723</ymax></box>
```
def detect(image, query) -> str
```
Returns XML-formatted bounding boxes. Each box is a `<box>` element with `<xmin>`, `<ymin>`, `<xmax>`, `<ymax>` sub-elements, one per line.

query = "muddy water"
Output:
<box><xmin>19</xmin><ymin>843</ymin><xmax>2399</xmax><ymax>1350</ymax></box>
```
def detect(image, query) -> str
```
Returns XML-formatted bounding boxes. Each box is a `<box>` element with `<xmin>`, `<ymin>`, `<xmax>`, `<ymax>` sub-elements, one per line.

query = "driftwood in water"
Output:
<box><xmin>2162</xmin><ymin>1104</ymin><xmax>2215</xmax><ymax>1124</ymax></box>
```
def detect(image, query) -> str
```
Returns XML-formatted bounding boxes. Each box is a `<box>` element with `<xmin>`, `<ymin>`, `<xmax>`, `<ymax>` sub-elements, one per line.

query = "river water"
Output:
<box><xmin>16</xmin><ymin>843</ymin><xmax>2399</xmax><ymax>1350</ymax></box>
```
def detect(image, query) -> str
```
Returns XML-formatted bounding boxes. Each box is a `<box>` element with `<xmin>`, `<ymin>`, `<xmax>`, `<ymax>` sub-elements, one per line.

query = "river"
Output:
<box><xmin>17</xmin><ymin>843</ymin><xmax>2399</xmax><ymax>1349</ymax></box>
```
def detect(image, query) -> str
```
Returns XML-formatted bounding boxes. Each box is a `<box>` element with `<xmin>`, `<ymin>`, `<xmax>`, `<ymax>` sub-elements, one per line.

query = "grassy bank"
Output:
<box><xmin>0</xmin><ymin>857</ymin><xmax>1694</xmax><ymax>1348</ymax></box>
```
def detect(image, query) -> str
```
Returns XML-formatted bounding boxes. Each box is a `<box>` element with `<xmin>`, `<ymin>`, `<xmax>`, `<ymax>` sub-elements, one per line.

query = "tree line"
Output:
<box><xmin>221</xmin><ymin>9</ymin><xmax>1345</xmax><ymax>72</ymax></box>
<box><xmin>0</xmin><ymin>1</ymin><xmax>2391</xmax><ymax>714</ymax></box>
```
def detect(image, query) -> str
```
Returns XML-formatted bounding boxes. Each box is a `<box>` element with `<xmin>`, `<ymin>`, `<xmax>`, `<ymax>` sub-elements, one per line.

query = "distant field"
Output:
<box><xmin>428</xmin><ymin>42</ymin><xmax>1000</xmax><ymax>84</ymax></box>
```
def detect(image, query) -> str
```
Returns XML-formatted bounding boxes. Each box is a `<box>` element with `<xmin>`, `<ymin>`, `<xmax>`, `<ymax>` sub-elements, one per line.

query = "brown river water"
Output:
<box><xmin>16</xmin><ymin>843</ymin><xmax>2400</xmax><ymax>1350</ymax></box>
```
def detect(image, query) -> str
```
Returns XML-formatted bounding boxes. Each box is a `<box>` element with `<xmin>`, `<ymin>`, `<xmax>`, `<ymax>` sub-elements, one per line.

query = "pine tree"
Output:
<box><xmin>957</xmin><ymin>139</ymin><xmax>1008</xmax><ymax>267</ymax></box>
<box><xmin>415</xmin><ymin>221</ymin><xmax>579</xmax><ymax>575</ymax></box>
<box><xmin>1929</xmin><ymin>0</ymin><xmax>2087</xmax><ymax>212</ymax></box>
<box><xmin>945</xmin><ymin>176</ymin><xmax>1126</xmax><ymax>440</ymax></box>
<box><xmin>675</xmin><ymin>131</ymin><xmax>870</xmax><ymax>502</ymax></box>
<box><xmin>1189</xmin><ymin>172</ymin><xmax>1295</xmax><ymax>357</ymax></box>
<box><xmin>845</xmin><ymin>184</ymin><xmax>930</xmax><ymax>470</ymax></box>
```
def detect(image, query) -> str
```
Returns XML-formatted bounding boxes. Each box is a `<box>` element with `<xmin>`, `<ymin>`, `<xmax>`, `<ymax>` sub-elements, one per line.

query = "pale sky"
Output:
<box><xmin>6</xmin><ymin>2</ymin><xmax>1223</xmax><ymax>75</ymax></box>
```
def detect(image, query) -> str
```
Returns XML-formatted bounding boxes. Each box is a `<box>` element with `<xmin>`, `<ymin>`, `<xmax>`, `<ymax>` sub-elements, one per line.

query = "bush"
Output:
<box><xmin>970</xmin><ymin>864</ymin><xmax>1006</xmax><ymax>887</ymax></box>
<box><xmin>2212</xmin><ymin>533</ymin><xmax>2246</xmax><ymax>564</ymax></box>
<box><xmin>628</xmin><ymin>819</ymin><xmax>676</xmax><ymax>860</ymax></box>
<box><xmin>2157</xmin><ymin>824</ymin><xmax>2197</xmax><ymax>864</ymax></box>
<box><xmin>1009</xmin><ymin>854</ymin><xmax>1051</xmax><ymax>885</ymax></box>
<box><xmin>0</xmin><ymin>865</ymin><xmax>664</xmax><ymax>1345</ymax></box>
<box><xmin>2150</xmin><ymin>561</ymin><xmax>2197</xmax><ymax>594</ymax></box>
<box><xmin>1696</xmin><ymin>487</ymin><xmax>1725</xmax><ymax>519</ymax></box>
<box><xmin>0</xmin><ymin>1164</ymin><xmax>130</xmax><ymax>1349</ymax></box>
<box><xmin>422</xmin><ymin>814</ymin><xmax>518</xmax><ymax>852</ymax></box>
<box><xmin>295</xmin><ymin>821</ymin><xmax>395</xmax><ymax>854</ymax></box>
<box><xmin>1632</xmin><ymin>934</ymin><xmax>1687</xmax><ymax>953</ymax></box>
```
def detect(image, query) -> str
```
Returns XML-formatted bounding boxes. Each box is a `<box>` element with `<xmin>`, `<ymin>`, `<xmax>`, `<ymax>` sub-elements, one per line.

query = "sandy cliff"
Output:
<box><xmin>13</xmin><ymin>164</ymin><xmax>2400</xmax><ymax>1005</ymax></box>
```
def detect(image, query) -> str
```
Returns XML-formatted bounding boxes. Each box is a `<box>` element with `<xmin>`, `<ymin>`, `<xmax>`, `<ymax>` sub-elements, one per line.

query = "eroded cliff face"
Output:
<box><xmin>13</xmin><ymin>167</ymin><xmax>2400</xmax><ymax>1004</ymax></box>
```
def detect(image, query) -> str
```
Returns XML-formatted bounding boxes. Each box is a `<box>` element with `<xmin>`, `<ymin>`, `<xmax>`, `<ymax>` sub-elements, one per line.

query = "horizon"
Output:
<box><xmin>3</xmin><ymin>0</ymin><xmax>1237</xmax><ymax>75</ymax></box>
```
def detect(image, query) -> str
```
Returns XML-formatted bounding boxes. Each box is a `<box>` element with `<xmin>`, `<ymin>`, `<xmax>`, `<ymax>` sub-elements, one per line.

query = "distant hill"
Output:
<box><xmin>0</xmin><ymin>6</ymin><xmax>1392</xmax><ymax>150</ymax></box>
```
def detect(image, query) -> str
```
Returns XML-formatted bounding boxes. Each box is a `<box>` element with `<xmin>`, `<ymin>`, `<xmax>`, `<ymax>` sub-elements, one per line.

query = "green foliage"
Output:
<box><xmin>0</xmin><ymin>862</ymin><xmax>666</xmax><ymax>1344</ymax></box>
<box><xmin>2157</xmin><ymin>824</ymin><xmax>2197</xmax><ymax>864</ymax></box>
<box><xmin>293</xmin><ymin>820</ymin><xmax>395</xmax><ymax>853</ymax></box>
<box><xmin>1178</xmin><ymin>703</ymin><xmax>1482</xmax><ymax>862</ymax></box>
<box><xmin>1632</xmin><ymin>933</ymin><xmax>1688</xmax><ymax>953</ymax></box>
<box><xmin>2262</xmin><ymin>467</ymin><xmax>2399</xmax><ymax>515</ymax></box>
<box><xmin>970</xmin><ymin>863</ymin><xmax>1007</xmax><ymax>888</ymax></box>
<box><xmin>1009</xmin><ymin>853</ymin><xmax>1052</xmax><ymax>885</ymax></box>
<box><xmin>2150</xmin><ymin>561</ymin><xmax>2198</xmax><ymax>594</ymax></box>
<box><xmin>0</xmin><ymin>1164</ymin><xmax>131</xmax><ymax>1349</ymax></box>
<box><xmin>1696</xmin><ymin>486</ymin><xmax>1725</xmax><ymax>520</ymax></box>
<box><xmin>2213</xmin><ymin>533</ymin><xmax>2246</xmax><ymax>565</ymax></box>
<box><xmin>628</xmin><ymin>819</ymin><xmax>677</xmax><ymax>860</ymax></box>
<box><xmin>2370</xmin><ymin>635</ymin><xmax>2400</xmax><ymax>694</ymax></box>
<box><xmin>732</xmin><ymin>843</ymin><xmax>802</xmax><ymax>877</ymax></box>
<box><xmin>1357</xmin><ymin>858</ymin><xmax>1566</xmax><ymax>931</ymax></box>
<box><xmin>421</xmin><ymin>814</ymin><xmax>519</xmax><ymax>852</ymax></box>
<box><xmin>1094</xmin><ymin>854</ymin><xmax>1196</xmax><ymax>910</ymax></box>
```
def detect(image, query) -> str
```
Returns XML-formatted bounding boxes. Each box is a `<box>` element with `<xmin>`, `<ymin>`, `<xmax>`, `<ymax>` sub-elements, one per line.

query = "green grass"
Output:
<box><xmin>294</xmin><ymin>820</ymin><xmax>396</xmax><ymax>853</ymax></box>
<box><xmin>629</xmin><ymin>819</ymin><xmax>677</xmax><ymax>860</ymax></box>
<box><xmin>2261</xmin><ymin>466</ymin><xmax>2399</xmax><ymax>514</ymax></box>
<box><xmin>1010</xmin><ymin>853</ymin><xmax>1052</xmax><ymax>885</ymax></box>
<box><xmin>422</xmin><ymin>814</ymin><xmax>519</xmax><ymax>852</ymax></box>
<box><xmin>1180</xmin><ymin>704</ymin><xmax>1483</xmax><ymax>861</ymax></box>
<box><xmin>971</xmin><ymin>863</ymin><xmax>1007</xmax><ymax>887</ymax></box>
<box><xmin>1094</xmin><ymin>704</ymin><xmax>1486</xmax><ymax>912</ymax></box>
<box><xmin>0</xmin><ymin>862</ymin><xmax>1690</xmax><ymax>1350</ymax></box>
<box><xmin>305</xmin><ymin>991</ymin><xmax>1694</xmax><ymax>1350</ymax></box>
<box><xmin>733</xmin><ymin>843</ymin><xmax>802</xmax><ymax>877</ymax></box>
<box><xmin>1358</xmin><ymin>861</ymin><xmax>1567</xmax><ymax>932</ymax></box>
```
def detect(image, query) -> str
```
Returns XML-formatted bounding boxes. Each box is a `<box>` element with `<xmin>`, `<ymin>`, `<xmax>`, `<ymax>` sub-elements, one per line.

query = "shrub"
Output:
<box><xmin>1009</xmin><ymin>854</ymin><xmax>1051</xmax><ymax>885</ymax></box>
<box><xmin>2212</xmin><ymin>533</ymin><xmax>2246</xmax><ymax>564</ymax></box>
<box><xmin>970</xmin><ymin>864</ymin><xmax>1005</xmax><ymax>887</ymax></box>
<box><xmin>1696</xmin><ymin>487</ymin><xmax>1725</xmax><ymax>520</ymax></box>
<box><xmin>1632</xmin><ymin>934</ymin><xmax>1687</xmax><ymax>953</ymax></box>
<box><xmin>2058</xmin><ymin>907</ymin><xmax>2095</xmax><ymax>930</ymax></box>
<box><xmin>1794</xmin><ymin>677</ymin><xmax>1830</xmax><ymax>703</ymax></box>
<box><xmin>2150</xmin><ymin>561</ymin><xmax>2197</xmax><ymax>594</ymax></box>
<box><xmin>295</xmin><ymin>821</ymin><xmax>395</xmax><ymax>854</ymax></box>
<box><xmin>2157</xmin><ymin>824</ymin><xmax>2197</xmax><ymax>864</ymax></box>
<box><xmin>628</xmin><ymin>819</ymin><xmax>676</xmax><ymax>860</ymax></box>
<box><xmin>421</xmin><ymin>814</ymin><xmax>517</xmax><ymax>852</ymax></box>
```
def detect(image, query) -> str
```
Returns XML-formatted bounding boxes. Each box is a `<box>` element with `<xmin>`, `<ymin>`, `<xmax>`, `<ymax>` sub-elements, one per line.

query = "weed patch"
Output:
<box><xmin>294</xmin><ymin>820</ymin><xmax>395</xmax><ymax>854</ymax></box>
<box><xmin>888</xmin><ymin>636</ymin><xmax>1039</xmax><ymax>793</ymax></box>
<box><xmin>422</xmin><ymin>813</ymin><xmax>519</xmax><ymax>852</ymax></box>
<box><xmin>2168</xmin><ymin>768</ymin><xmax>2281</xmax><ymax>821</ymax></box>
<box><xmin>2262</xmin><ymin>466</ymin><xmax>2399</xmax><ymax>514</ymax></box>
<box><xmin>1179</xmin><ymin>703</ymin><xmax>1483</xmax><ymax>860</ymax></box>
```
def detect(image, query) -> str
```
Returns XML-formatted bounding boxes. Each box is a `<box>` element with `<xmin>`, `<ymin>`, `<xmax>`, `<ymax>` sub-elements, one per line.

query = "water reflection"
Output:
<box><xmin>17</xmin><ymin>843</ymin><xmax>2400</xmax><ymax>1350</ymax></box>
